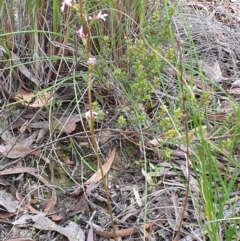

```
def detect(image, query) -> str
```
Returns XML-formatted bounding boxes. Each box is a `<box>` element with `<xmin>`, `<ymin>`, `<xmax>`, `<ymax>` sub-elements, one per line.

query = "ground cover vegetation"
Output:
<box><xmin>0</xmin><ymin>0</ymin><xmax>240</xmax><ymax>240</ymax></box>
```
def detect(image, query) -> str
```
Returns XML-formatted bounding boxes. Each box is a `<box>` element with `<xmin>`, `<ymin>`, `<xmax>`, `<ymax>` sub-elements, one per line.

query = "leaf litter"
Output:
<box><xmin>13</xmin><ymin>213</ymin><xmax>85</xmax><ymax>241</ymax></box>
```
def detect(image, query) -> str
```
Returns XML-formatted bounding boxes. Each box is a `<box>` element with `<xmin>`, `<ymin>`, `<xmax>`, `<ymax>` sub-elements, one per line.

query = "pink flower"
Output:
<box><xmin>60</xmin><ymin>0</ymin><xmax>72</xmax><ymax>12</ymax></box>
<box><xmin>89</xmin><ymin>11</ymin><xmax>108</xmax><ymax>21</ymax></box>
<box><xmin>85</xmin><ymin>110</ymin><xmax>98</xmax><ymax>120</ymax></box>
<box><xmin>96</xmin><ymin>11</ymin><xmax>108</xmax><ymax>21</ymax></box>
<box><xmin>87</xmin><ymin>57</ymin><xmax>97</xmax><ymax>66</ymax></box>
<box><xmin>76</xmin><ymin>26</ymin><xmax>85</xmax><ymax>39</ymax></box>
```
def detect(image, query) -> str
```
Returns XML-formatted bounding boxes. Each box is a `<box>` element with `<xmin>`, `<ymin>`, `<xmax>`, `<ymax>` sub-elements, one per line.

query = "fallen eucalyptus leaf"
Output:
<box><xmin>203</xmin><ymin>60</ymin><xmax>222</xmax><ymax>83</ymax></box>
<box><xmin>0</xmin><ymin>196</ymin><xmax>19</xmax><ymax>213</ymax></box>
<box><xmin>32</xmin><ymin>213</ymin><xmax>85</xmax><ymax>241</ymax></box>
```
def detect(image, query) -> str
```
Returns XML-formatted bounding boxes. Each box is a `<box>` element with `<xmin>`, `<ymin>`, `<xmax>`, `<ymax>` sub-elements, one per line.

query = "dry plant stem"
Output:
<box><xmin>78</xmin><ymin>2</ymin><xmax>117</xmax><ymax>240</ymax></box>
<box><xmin>86</xmin><ymin>44</ymin><xmax>118</xmax><ymax>241</ymax></box>
<box><xmin>173</xmin><ymin>40</ymin><xmax>190</xmax><ymax>241</ymax></box>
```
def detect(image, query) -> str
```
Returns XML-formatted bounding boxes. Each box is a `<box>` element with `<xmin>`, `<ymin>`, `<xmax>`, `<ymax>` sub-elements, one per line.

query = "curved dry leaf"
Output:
<box><xmin>14</xmin><ymin>90</ymin><xmax>53</xmax><ymax>108</ymax></box>
<box><xmin>188</xmin><ymin>75</ymin><xmax>213</xmax><ymax>91</ymax></box>
<box><xmin>30</xmin><ymin>92</ymin><xmax>53</xmax><ymax>108</ymax></box>
<box><xmin>141</xmin><ymin>169</ymin><xmax>155</xmax><ymax>186</ymax></box>
<box><xmin>1</xmin><ymin>130</ymin><xmax>16</xmax><ymax>146</ymax></box>
<box><xmin>0</xmin><ymin>146</ymin><xmax>32</xmax><ymax>159</ymax></box>
<box><xmin>17</xmin><ymin>132</ymin><xmax>38</xmax><ymax>147</ymax></box>
<box><xmin>0</xmin><ymin>178</ymin><xmax>10</xmax><ymax>186</ymax></box>
<box><xmin>5</xmin><ymin>237</ymin><xmax>35</xmax><ymax>241</ymax></box>
<box><xmin>67</xmin><ymin>194</ymin><xmax>90</xmax><ymax>216</ymax></box>
<box><xmin>207</xmin><ymin>113</ymin><xmax>230</xmax><ymax>121</ymax></box>
<box><xmin>84</xmin><ymin>146</ymin><xmax>116</xmax><ymax>185</ymax></box>
<box><xmin>94</xmin><ymin>220</ymin><xmax>157</xmax><ymax>238</ymax></box>
<box><xmin>0</xmin><ymin>196</ymin><xmax>19</xmax><ymax>213</ymax></box>
<box><xmin>147</xmin><ymin>138</ymin><xmax>163</xmax><ymax>146</ymax></box>
<box><xmin>19</xmin><ymin>120</ymin><xmax>31</xmax><ymax>133</ymax></box>
<box><xmin>0</xmin><ymin>141</ymin><xmax>54</xmax><ymax>182</ymax></box>
<box><xmin>98</xmin><ymin>129</ymin><xmax>112</xmax><ymax>145</ymax></box>
<box><xmin>228</xmin><ymin>88</ymin><xmax>240</xmax><ymax>94</ymax></box>
<box><xmin>13</xmin><ymin>214</ymin><xmax>35</xmax><ymax>226</ymax></box>
<box><xmin>29</xmin><ymin>115</ymin><xmax>81</xmax><ymax>134</ymax></box>
<box><xmin>4</xmin><ymin>238</ymin><xmax>34</xmax><ymax>241</ymax></box>
<box><xmin>15</xmin><ymin>190</ymin><xmax>40</xmax><ymax>214</ymax></box>
<box><xmin>14</xmin><ymin>89</ymin><xmax>34</xmax><ymax>102</ymax></box>
<box><xmin>217</xmin><ymin>99</ymin><xmax>233</xmax><ymax>113</ymax></box>
<box><xmin>36</xmin><ymin>128</ymin><xmax>48</xmax><ymax>143</ymax></box>
<box><xmin>87</xmin><ymin>226</ymin><xmax>94</xmax><ymax>241</ymax></box>
<box><xmin>0</xmin><ymin>167</ymin><xmax>56</xmax><ymax>213</ymax></box>
<box><xmin>133</xmin><ymin>187</ymin><xmax>142</xmax><ymax>207</ymax></box>
<box><xmin>203</xmin><ymin>60</ymin><xmax>222</xmax><ymax>83</ymax></box>
<box><xmin>232</xmin><ymin>79</ymin><xmax>240</xmax><ymax>87</ymax></box>
<box><xmin>56</xmin><ymin>115</ymin><xmax>81</xmax><ymax>134</ymax></box>
<box><xmin>0</xmin><ymin>212</ymin><xmax>16</xmax><ymax>220</ymax></box>
<box><xmin>1</xmin><ymin>132</ymin><xmax>37</xmax><ymax>148</ymax></box>
<box><xmin>32</xmin><ymin>214</ymin><xmax>85</xmax><ymax>241</ymax></box>
<box><xmin>48</xmin><ymin>214</ymin><xmax>63</xmax><ymax>221</ymax></box>
<box><xmin>0</xmin><ymin>167</ymin><xmax>38</xmax><ymax>175</ymax></box>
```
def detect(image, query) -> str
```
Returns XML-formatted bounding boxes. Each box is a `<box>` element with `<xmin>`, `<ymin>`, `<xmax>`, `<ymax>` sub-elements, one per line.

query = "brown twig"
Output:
<box><xmin>173</xmin><ymin>39</ymin><xmax>190</xmax><ymax>241</ymax></box>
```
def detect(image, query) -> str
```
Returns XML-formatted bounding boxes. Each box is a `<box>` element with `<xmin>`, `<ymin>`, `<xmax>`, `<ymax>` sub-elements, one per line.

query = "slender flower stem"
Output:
<box><xmin>61</xmin><ymin>2</ymin><xmax>115</xmax><ymax>237</ymax></box>
<box><xmin>77</xmin><ymin>2</ymin><xmax>117</xmax><ymax>240</ymax></box>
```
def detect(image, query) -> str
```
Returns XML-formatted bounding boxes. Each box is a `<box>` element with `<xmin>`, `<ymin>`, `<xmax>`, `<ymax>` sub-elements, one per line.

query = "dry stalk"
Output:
<box><xmin>173</xmin><ymin>39</ymin><xmax>190</xmax><ymax>241</ymax></box>
<box><xmin>78</xmin><ymin>1</ymin><xmax>117</xmax><ymax>240</ymax></box>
